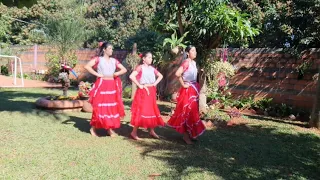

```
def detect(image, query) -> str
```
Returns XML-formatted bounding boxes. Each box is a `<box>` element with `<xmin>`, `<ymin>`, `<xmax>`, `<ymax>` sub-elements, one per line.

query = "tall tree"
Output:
<box><xmin>249</xmin><ymin>0</ymin><xmax>320</xmax><ymax>53</ymax></box>
<box><xmin>0</xmin><ymin>0</ymin><xmax>38</xmax><ymax>8</ymax></box>
<box><xmin>44</xmin><ymin>11</ymin><xmax>87</xmax><ymax>95</ymax></box>
<box><xmin>0</xmin><ymin>0</ymin><xmax>63</xmax><ymax>45</ymax></box>
<box><xmin>84</xmin><ymin>0</ymin><xmax>165</xmax><ymax>48</ymax></box>
<box><xmin>153</xmin><ymin>0</ymin><xmax>260</xmax><ymax>113</ymax></box>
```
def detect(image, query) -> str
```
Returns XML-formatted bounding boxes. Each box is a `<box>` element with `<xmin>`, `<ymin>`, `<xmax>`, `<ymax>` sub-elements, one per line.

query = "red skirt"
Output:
<box><xmin>167</xmin><ymin>83</ymin><xmax>205</xmax><ymax>138</ymax></box>
<box><xmin>131</xmin><ymin>86</ymin><xmax>164</xmax><ymax>128</ymax></box>
<box><xmin>89</xmin><ymin>77</ymin><xmax>125</xmax><ymax>129</ymax></box>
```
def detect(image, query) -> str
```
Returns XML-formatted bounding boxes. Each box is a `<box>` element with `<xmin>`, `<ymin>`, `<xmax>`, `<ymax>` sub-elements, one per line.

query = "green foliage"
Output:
<box><xmin>41</xmin><ymin>6</ymin><xmax>86</xmax><ymax>83</ymax></box>
<box><xmin>208</xmin><ymin>93</ymin><xmax>255</xmax><ymax>110</ymax></box>
<box><xmin>154</xmin><ymin>0</ymin><xmax>260</xmax><ymax>63</ymax></box>
<box><xmin>0</xmin><ymin>43</ymin><xmax>13</xmax><ymax>55</ymax></box>
<box><xmin>0</xmin><ymin>12</ymin><xmax>9</xmax><ymax>41</ymax></box>
<box><xmin>122</xmin><ymin>86</ymin><xmax>132</xmax><ymax>99</ymax></box>
<box><xmin>204</xmin><ymin>108</ymin><xmax>231</xmax><ymax>121</ymax></box>
<box><xmin>125</xmin><ymin>29</ymin><xmax>165</xmax><ymax>67</ymax></box>
<box><xmin>45</xmin><ymin>52</ymin><xmax>60</xmax><ymax>77</ymax></box>
<box><xmin>252</xmin><ymin>97</ymin><xmax>273</xmax><ymax>112</ymax></box>
<box><xmin>232</xmin><ymin>96</ymin><xmax>255</xmax><ymax>110</ymax></box>
<box><xmin>85</xmin><ymin>0</ymin><xmax>166</xmax><ymax>48</ymax></box>
<box><xmin>45</xmin><ymin>51</ymin><xmax>77</xmax><ymax>78</ymax></box>
<box><xmin>0</xmin><ymin>0</ymin><xmax>63</xmax><ymax>45</ymax></box>
<box><xmin>0</xmin><ymin>65</ymin><xmax>9</xmax><ymax>75</ymax></box>
<box><xmin>206</xmin><ymin>59</ymin><xmax>236</xmax><ymax>93</ymax></box>
<box><xmin>205</xmin><ymin>49</ymin><xmax>236</xmax><ymax>94</ymax></box>
<box><xmin>125</xmin><ymin>53</ymin><xmax>140</xmax><ymax>70</ymax></box>
<box><xmin>208</xmin><ymin>91</ymin><xmax>234</xmax><ymax>108</ymax></box>
<box><xmin>192</xmin><ymin>3</ymin><xmax>259</xmax><ymax>47</ymax></box>
<box><xmin>251</xmin><ymin>0</ymin><xmax>320</xmax><ymax>56</ymax></box>
<box><xmin>252</xmin><ymin>98</ymin><xmax>303</xmax><ymax>118</ymax></box>
<box><xmin>296</xmin><ymin>60</ymin><xmax>313</xmax><ymax>80</ymax></box>
<box><xmin>47</xmin><ymin>95</ymin><xmax>76</xmax><ymax>100</ymax></box>
<box><xmin>163</xmin><ymin>31</ymin><xmax>188</xmax><ymax>49</ymax></box>
<box><xmin>44</xmin><ymin>14</ymin><xmax>86</xmax><ymax>62</ymax></box>
<box><xmin>208</xmin><ymin>94</ymin><xmax>305</xmax><ymax>118</ymax></box>
<box><xmin>1</xmin><ymin>0</ymin><xmax>38</xmax><ymax>8</ymax></box>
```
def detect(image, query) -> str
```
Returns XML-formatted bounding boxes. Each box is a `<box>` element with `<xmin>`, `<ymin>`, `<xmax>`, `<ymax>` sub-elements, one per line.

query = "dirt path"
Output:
<box><xmin>0</xmin><ymin>75</ymin><xmax>61</xmax><ymax>88</ymax></box>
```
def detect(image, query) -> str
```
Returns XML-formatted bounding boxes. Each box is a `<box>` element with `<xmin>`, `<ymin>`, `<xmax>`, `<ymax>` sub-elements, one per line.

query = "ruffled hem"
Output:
<box><xmin>167</xmin><ymin>83</ymin><xmax>205</xmax><ymax>138</ymax></box>
<box><xmin>130</xmin><ymin>86</ymin><xmax>164</xmax><ymax>128</ymax></box>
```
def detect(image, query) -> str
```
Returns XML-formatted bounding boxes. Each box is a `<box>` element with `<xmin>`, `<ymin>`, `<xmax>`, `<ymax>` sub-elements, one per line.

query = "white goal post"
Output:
<box><xmin>0</xmin><ymin>55</ymin><xmax>24</xmax><ymax>87</ymax></box>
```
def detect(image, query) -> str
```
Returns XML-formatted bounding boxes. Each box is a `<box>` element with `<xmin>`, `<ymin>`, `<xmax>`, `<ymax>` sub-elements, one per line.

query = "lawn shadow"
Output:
<box><xmin>0</xmin><ymin>88</ymin><xmax>65</xmax><ymax>113</ymax></box>
<box><xmin>62</xmin><ymin>115</ymin><xmax>91</xmax><ymax>134</ymax></box>
<box><xmin>122</xmin><ymin>99</ymin><xmax>132</xmax><ymax>110</ymax></box>
<box><xmin>0</xmin><ymin>90</ymin><xmax>50</xmax><ymax>113</ymax></box>
<box><xmin>158</xmin><ymin>102</ymin><xmax>174</xmax><ymax>116</ymax></box>
<box><xmin>129</xmin><ymin>123</ymin><xmax>320</xmax><ymax>179</ymax></box>
<box><xmin>62</xmin><ymin>116</ymin><xmax>138</xmax><ymax>137</ymax></box>
<box><xmin>114</xmin><ymin>121</ymin><xmax>182</xmax><ymax>142</ymax></box>
<box><xmin>244</xmin><ymin>114</ymin><xmax>310</xmax><ymax>128</ymax></box>
<box><xmin>61</xmin><ymin>115</ymin><xmax>128</xmax><ymax>137</ymax></box>
<box><xmin>0</xmin><ymin>88</ymin><xmax>79</xmax><ymax>122</ymax></box>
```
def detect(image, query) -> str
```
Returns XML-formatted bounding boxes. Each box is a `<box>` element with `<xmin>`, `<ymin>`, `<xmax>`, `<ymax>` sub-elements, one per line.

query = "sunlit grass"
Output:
<box><xmin>1</xmin><ymin>88</ymin><xmax>319</xmax><ymax>179</ymax></box>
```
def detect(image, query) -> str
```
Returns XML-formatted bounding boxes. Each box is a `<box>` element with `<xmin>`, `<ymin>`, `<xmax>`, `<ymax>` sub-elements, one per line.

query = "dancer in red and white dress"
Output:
<box><xmin>129</xmin><ymin>52</ymin><xmax>164</xmax><ymax>140</ymax></box>
<box><xmin>85</xmin><ymin>41</ymin><xmax>127</xmax><ymax>137</ymax></box>
<box><xmin>167</xmin><ymin>45</ymin><xmax>206</xmax><ymax>144</ymax></box>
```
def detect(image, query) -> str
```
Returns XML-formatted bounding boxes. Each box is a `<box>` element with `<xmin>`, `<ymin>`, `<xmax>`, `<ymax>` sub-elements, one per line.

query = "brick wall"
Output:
<box><xmin>7</xmin><ymin>45</ymin><xmax>128</xmax><ymax>80</ymax></box>
<box><xmin>228</xmin><ymin>48</ymin><xmax>320</xmax><ymax>109</ymax></box>
<box><xmin>7</xmin><ymin>45</ymin><xmax>319</xmax><ymax>109</ymax></box>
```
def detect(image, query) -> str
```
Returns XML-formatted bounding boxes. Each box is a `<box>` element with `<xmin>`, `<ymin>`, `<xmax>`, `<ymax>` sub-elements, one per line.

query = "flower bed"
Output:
<box><xmin>35</xmin><ymin>96</ymin><xmax>86</xmax><ymax>112</ymax></box>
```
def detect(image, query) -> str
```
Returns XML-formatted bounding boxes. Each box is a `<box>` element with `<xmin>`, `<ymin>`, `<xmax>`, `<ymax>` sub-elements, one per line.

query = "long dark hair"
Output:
<box><xmin>97</xmin><ymin>41</ymin><xmax>112</xmax><ymax>57</ymax></box>
<box><xmin>185</xmin><ymin>45</ymin><xmax>195</xmax><ymax>54</ymax></box>
<box><xmin>182</xmin><ymin>45</ymin><xmax>195</xmax><ymax>60</ymax></box>
<box><xmin>139</xmin><ymin>51</ymin><xmax>152</xmax><ymax>64</ymax></box>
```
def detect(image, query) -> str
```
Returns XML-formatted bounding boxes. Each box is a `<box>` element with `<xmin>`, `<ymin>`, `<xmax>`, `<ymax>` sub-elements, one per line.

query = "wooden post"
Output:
<box><xmin>310</xmin><ymin>64</ymin><xmax>320</xmax><ymax>128</ymax></box>
<box><xmin>131</xmin><ymin>43</ymin><xmax>137</xmax><ymax>100</ymax></box>
<box><xmin>34</xmin><ymin>44</ymin><xmax>38</xmax><ymax>70</ymax></box>
<box><xmin>132</xmin><ymin>43</ymin><xmax>137</xmax><ymax>54</ymax></box>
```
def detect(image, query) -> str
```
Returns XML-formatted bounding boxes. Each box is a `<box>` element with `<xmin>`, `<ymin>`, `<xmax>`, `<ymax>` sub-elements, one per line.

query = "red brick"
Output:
<box><xmin>277</xmin><ymin>72</ymin><xmax>286</xmax><ymax>79</ymax></box>
<box><xmin>287</xmin><ymin>73</ymin><xmax>298</xmax><ymax>79</ymax></box>
<box><xmin>293</xmin><ymin>84</ymin><xmax>306</xmax><ymax>91</ymax></box>
<box><xmin>293</xmin><ymin>100</ymin><xmax>314</xmax><ymax>109</ymax></box>
<box><xmin>295</xmin><ymin>80</ymin><xmax>309</xmax><ymax>85</ymax></box>
<box><xmin>303</xmin><ymin>74</ymin><xmax>313</xmax><ymax>81</ymax></box>
<box><xmin>279</xmin><ymin>83</ymin><xmax>294</xmax><ymax>90</ymax></box>
<box><xmin>276</xmin><ymin>63</ymin><xmax>285</xmax><ymax>68</ymax></box>
<box><xmin>268</xmin><ymin>63</ymin><xmax>276</xmax><ymax>68</ymax></box>
<box><xmin>289</xmin><ymin>79</ymin><xmax>298</xmax><ymax>84</ymax></box>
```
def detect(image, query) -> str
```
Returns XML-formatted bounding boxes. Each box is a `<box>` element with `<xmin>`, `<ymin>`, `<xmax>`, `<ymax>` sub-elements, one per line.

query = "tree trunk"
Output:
<box><xmin>63</xmin><ymin>89</ymin><xmax>67</xmax><ymax>96</ymax></box>
<box><xmin>131</xmin><ymin>43</ymin><xmax>137</xmax><ymax>100</ymax></box>
<box><xmin>177</xmin><ymin>0</ymin><xmax>184</xmax><ymax>36</ymax></box>
<box><xmin>13</xmin><ymin>0</ymin><xmax>19</xmax><ymax>7</ymax></box>
<box><xmin>309</xmin><ymin>65</ymin><xmax>320</xmax><ymax>128</ymax></box>
<box><xmin>62</xmin><ymin>83</ymin><xmax>68</xmax><ymax>96</ymax></box>
<box><xmin>199</xmin><ymin>70</ymin><xmax>207</xmax><ymax>115</ymax></box>
<box><xmin>198</xmin><ymin>39</ymin><xmax>222</xmax><ymax>117</ymax></box>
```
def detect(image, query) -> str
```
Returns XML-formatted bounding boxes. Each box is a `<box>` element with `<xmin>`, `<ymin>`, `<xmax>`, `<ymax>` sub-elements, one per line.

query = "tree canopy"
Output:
<box><xmin>0</xmin><ymin>0</ymin><xmax>319</xmax><ymax>54</ymax></box>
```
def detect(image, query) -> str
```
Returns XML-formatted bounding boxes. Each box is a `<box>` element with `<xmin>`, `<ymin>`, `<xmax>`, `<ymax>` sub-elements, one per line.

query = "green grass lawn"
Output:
<box><xmin>1</xmin><ymin>88</ymin><xmax>320</xmax><ymax>180</ymax></box>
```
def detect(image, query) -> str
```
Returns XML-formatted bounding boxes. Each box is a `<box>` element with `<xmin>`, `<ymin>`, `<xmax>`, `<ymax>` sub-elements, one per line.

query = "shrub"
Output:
<box><xmin>0</xmin><ymin>65</ymin><xmax>9</xmax><ymax>75</ymax></box>
<box><xmin>122</xmin><ymin>86</ymin><xmax>132</xmax><ymax>99</ymax></box>
<box><xmin>203</xmin><ymin>108</ymin><xmax>231</xmax><ymax>121</ymax></box>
